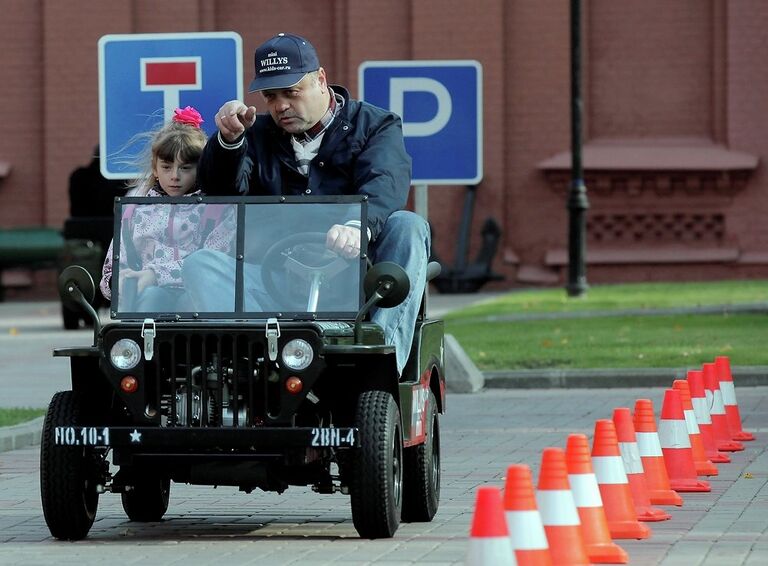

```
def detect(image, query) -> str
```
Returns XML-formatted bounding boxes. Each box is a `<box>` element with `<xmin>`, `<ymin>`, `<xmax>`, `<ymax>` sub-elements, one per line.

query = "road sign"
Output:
<box><xmin>99</xmin><ymin>32</ymin><xmax>243</xmax><ymax>179</ymax></box>
<box><xmin>358</xmin><ymin>60</ymin><xmax>482</xmax><ymax>185</ymax></box>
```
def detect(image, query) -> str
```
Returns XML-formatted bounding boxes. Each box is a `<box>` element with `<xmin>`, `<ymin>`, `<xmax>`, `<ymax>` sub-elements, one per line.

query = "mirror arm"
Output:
<box><xmin>64</xmin><ymin>282</ymin><xmax>102</xmax><ymax>345</ymax></box>
<box><xmin>353</xmin><ymin>280</ymin><xmax>392</xmax><ymax>344</ymax></box>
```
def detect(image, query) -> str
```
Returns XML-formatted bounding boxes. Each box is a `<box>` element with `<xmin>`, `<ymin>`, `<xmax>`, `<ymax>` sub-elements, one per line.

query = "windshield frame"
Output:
<box><xmin>110</xmin><ymin>195</ymin><xmax>369</xmax><ymax>321</ymax></box>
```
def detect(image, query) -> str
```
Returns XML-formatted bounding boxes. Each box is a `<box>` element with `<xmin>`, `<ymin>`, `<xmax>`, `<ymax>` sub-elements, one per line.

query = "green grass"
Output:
<box><xmin>445</xmin><ymin>280</ymin><xmax>768</xmax><ymax>371</ymax></box>
<box><xmin>444</xmin><ymin>279</ymin><xmax>768</xmax><ymax>321</ymax></box>
<box><xmin>0</xmin><ymin>408</ymin><xmax>45</xmax><ymax>427</ymax></box>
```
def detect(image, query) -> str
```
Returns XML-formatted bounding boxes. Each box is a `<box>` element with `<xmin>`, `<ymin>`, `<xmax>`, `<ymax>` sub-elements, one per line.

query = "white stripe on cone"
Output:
<box><xmin>658</xmin><ymin>419</ymin><xmax>691</xmax><ymax>448</ymax></box>
<box><xmin>568</xmin><ymin>473</ymin><xmax>603</xmax><ymax>507</ymax></box>
<box><xmin>592</xmin><ymin>455</ymin><xmax>630</xmax><ymax>484</ymax></box>
<box><xmin>536</xmin><ymin>490</ymin><xmax>581</xmax><ymax>526</ymax></box>
<box><xmin>720</xmin><ymin>381</ymin><xmax>737</xmax><ymax>406</ymax></box>
<box><xmin>505</xmin><ymin>510</ymin><xmax>549</xmax><ymax>550</ymax></box>
<box><xmin>636</xmin><ymin>431</ymin><xmax>664</xmax><ymax>457</ymax></box>
<box><xmin>618</xmin><ymin>441</ymin><xmax>644</xmax><ymax>474</ymax></box>
<box><xmin>710</xmin><ymin>389</ymin><xmax>727</xmax><ymax>416</ymax></box>
<box><xmin>683</xmin><ymin>409</ymin><xmax>700</xmax><ymax>434</ymax></box>
<box><xmin>691</xmin><ymin>397</ymin><xmax>712</xmax><ymax>425</ymax></box>
<box><xmin>466</xmin><ymin>536</ymin><xmax>517</xmax><ymax>566</ymax></box>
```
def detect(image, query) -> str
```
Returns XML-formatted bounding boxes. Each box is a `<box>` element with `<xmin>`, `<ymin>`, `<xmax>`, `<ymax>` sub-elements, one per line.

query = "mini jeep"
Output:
<box><xmin>42</xmin><ymin>195</ymin><xmax>444</xmax><ymax>540</ymax></box>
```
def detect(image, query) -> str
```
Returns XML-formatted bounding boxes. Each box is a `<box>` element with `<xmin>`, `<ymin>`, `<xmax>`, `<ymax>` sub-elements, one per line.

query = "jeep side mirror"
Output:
<box><xmin>363</xmin><ymin>262</ymin><xmax>410</xmax><ymax>308</ymax></box>
<box><xmin>58</xmin><ymin>265</ymin><xmax>101</xmax><ymax>342</ymax></box>
<box><xmin>354</xmin><ymin>262</ymin><xmax>410</xmax><ymax>344</ymax></box>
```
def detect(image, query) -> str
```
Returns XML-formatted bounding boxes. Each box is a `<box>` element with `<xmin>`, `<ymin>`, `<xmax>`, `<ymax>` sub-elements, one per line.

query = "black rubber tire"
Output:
<box><xmin>40</xmin><ymin>391</ymin><xmax>103</xmax><ymax>540</ymax></box>
<box><xmin>401</xmin><ymin>391</ymin><xmax>441</xmax><ymax>522</ymax></box>
<box><xmin>350</xmin><ymin>390</ymin><xmax>403</xmax><ymax>539</ymax></box>
<box><xmin>121</xmin><ymin>475</ymin><xmax>171</xmax><ymax>522</ymax></box>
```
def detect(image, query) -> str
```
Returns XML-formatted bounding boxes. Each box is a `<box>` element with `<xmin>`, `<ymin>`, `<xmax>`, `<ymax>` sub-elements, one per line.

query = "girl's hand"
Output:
<box><xmin>122</xmin><ymin>269</ymin><xmax>158</xmax><ymax>294</ymax></box>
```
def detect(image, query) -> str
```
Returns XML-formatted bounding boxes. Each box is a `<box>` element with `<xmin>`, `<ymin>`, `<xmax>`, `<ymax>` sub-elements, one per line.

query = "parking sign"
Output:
<box><xmin>359</xmin><ymin>61</ymin><xmax>482</xmax><ymax>185</ymax></box>
<box><xmin>99</xmin><ymin>32</ymin><xmax>243</xmax><ymax>179</ymax></box>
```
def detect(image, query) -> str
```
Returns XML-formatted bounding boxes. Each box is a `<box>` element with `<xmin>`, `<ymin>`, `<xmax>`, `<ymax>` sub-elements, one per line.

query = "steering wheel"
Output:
<box><xmin>260</xmin><ymin>232</ymin><xmax>354</xmax><ymax>311</ymax></box>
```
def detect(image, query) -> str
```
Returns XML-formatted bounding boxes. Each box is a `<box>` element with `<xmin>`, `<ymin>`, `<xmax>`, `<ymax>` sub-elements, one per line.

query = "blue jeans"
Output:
<box><xmin>134</xmin><ymin>286</ymin><xmax>191</xmax><ymax>311</ymax></box>
<box><xmin>182</xmin><ymin>211</ymin><xmax>430</xmax><ymax>375</ymax></box>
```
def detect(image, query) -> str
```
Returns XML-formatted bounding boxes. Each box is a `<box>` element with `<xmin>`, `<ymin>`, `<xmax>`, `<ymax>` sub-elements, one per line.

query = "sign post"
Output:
<box><xmin>99</xmin><ymin>32</ymin><xmax>243</xmax><ymax>179</ymax></box>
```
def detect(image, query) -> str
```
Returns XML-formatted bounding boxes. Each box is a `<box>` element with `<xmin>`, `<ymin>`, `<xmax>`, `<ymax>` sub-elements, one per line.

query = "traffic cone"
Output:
<box><xmin>536</xmin><ymin>447</ymin><xmax>591</xmax><ymax>565</ymax></box>
<box><xmin>672</xmin><ymin>379</ymin><xmax>718</xmax><ymax>476</ymax></box>
<box><xmin>612</xmin><ymin>407</ymin><xmax>671</xmax><ymax>522</ymax></box>
<box><xmin>702</xmin><ymin>362</ymin><xmax>744</xmax><ymax>452</ymax></box>
<box><xmin>503</xmin><ymin>464</ymin><xmax>553</xmax><ymax>566</ymax></box>
<box><xmin>566</xmin><ymin>434</ymin><xmax>629</xmax><ymax>564</ymax></box>
<box><xmin>633</xmin><ymin>399</ymin><xmax>683</xmax><ymax>506</ymax></box>
<box><xmin>591</xmin><ymin>419</ymin><xmax>651</xmax><ymax>539</ymax></box>
<box><xmin>659</xmin><ymin>389</ymin><xmax>711</xmax><ymax>492</ymax></box>
<box><xmin>687</xmin><ymin>369</ymin><xmax>730</xmax><ymax>464</ymax></box>
<box><xmin>714</xmin><ymin>356</ymin><xmax>755</xmax><ymax>441</ymax></box>
<box><xmin>466</xmin><ymin>486</ymin><xmax>517</xmax><ymax>566</ymax></box>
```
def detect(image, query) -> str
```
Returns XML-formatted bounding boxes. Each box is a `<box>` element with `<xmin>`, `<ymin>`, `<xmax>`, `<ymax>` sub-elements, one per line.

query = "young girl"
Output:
<box><xmin>100</xmin><ymin>106</ymin><xmax>235</xmax><ymax>311</ymax></box>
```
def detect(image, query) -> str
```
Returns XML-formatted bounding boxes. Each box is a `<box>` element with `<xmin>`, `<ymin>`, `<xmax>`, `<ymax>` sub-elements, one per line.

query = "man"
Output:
<box><xmin>190</xmin><ymin>32</ymin><xmax>430</xmax><ymax>376</ymax></box>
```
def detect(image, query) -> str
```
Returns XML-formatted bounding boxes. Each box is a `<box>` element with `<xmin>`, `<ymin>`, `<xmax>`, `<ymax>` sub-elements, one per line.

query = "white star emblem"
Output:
<box><xmin>129</xmin><ymin>429</ymin><xmax>142</xmax><ymax>443</ymax></box>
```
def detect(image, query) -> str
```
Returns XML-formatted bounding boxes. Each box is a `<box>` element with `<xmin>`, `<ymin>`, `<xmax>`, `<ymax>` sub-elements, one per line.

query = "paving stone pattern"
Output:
<box><xmin>1</xmin><ymin>386</ymin><xmax>766</xmax><ymax>565</ymax></box>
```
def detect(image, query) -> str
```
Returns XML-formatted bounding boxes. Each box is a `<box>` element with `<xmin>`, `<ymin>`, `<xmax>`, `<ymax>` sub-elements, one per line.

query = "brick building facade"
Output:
<box><xmin>0</xmin><ymin>0</ymin><xmax>766</xmax><ymax>296</ymax></box>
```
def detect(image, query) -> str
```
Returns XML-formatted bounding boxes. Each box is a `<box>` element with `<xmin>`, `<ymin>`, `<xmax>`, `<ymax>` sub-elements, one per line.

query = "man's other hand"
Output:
<box><xmin>326</xmin><ymin>224</ymin><xmax>361</xmax><ymax>259</ymax></box>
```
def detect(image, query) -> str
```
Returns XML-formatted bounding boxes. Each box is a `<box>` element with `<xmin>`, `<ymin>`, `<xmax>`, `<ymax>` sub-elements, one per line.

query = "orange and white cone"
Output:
<box><xmin>672</xmin><ymin>379</ymin><xmax>718</xmax><ymax>476</ymax></box>
<box><xmin>503</xmin><ymin>464</ymin><xmax>553</xmax><ymax>566</ymax></box>
<box><xmin>659</xmin><ymin>388</ymin><xmax>711</xmax><ymax>492</ymax></box>
<box><xmin>633</xmin><ymin>399</ymin><xmax>683</xmax><ymax>506</ymax></box>
<box><xmin>612</xmin><ymin>407</ymin><xmax>671</xmax><ymax>521</ymax></box>
<box><xmin>591</xmin><ymin>419</ymin><xmax>651</xmax><ymax>539</ymax></box>
<box><xmin>566</xmin><ymin>433</ymin><xmax>629</xmax><ymax>564</ymax></box>
<box><xmin>536</xmin><ymin>447</ymin><xmax>591</xmax><ymax>565</ymax></box>
<box><xmin>687</xmin><ymin>369</ymin><xmax>730</xmax><ymax>464</ymax></box>
<box><xmin>466</xmin><ymin>486</ymin><xmax>517</xmax><ymax>566</ymax></box>
<box><xmin>702</xmin><ymin>362</ymin><xmax>744</xmax><ymax>452</ymax></box>
<box><xmin>714</xmin><ymin>355</ymin><xmax>755</xmax><ymax>441</ymax></box>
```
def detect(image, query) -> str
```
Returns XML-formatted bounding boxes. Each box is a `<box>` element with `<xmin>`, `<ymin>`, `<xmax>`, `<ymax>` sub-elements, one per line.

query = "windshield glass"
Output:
<box><xmin>112</xmin><ymin>196</ymin><xmax>367</xmax><ymax>319</ymax></box>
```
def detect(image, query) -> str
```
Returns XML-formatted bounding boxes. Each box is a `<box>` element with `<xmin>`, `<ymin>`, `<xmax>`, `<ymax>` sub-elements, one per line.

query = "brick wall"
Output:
<box><xmin>2</xmin><ymin>0</ymin><xmax>768</xmax><ymax>297</ymax></box>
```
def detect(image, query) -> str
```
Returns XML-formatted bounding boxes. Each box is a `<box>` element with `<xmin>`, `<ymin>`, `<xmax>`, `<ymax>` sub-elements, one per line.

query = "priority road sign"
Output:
<box><xmin>358</xmin><ymin>60</ymin><xmax>483</xmax><ymax>185</ymax></box>
<box><xmin>99</xmin><ymin>32</ymin><xmax>243</xmax><ymax>179</ymax></box>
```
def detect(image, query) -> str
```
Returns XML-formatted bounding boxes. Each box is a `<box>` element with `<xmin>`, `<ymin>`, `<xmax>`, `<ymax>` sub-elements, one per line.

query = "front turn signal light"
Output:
<box><xmin>285</xmin><ymin>376</ymin><xmax>303</xmax><ymax>394</ymax></box>
<box><xmin>120</xmin><ymin>375</ymin><xmax>139</xmax><ymax>393</ymax></box>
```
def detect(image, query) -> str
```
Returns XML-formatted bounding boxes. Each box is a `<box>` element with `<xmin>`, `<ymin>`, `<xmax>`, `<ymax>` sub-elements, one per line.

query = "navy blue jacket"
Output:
<box><xmin>198</xmin><ymin>86</ymin><xmax>412</xmax><ymax>240</ymax></box>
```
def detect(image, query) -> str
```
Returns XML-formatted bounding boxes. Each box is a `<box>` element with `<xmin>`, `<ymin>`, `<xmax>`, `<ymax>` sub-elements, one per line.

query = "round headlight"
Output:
<box><xmin>110</xmin><ymin>339</ymin><xmax>141</xmax><ymax>370</ymax></box>
<box><xmin>281</xmin><ymin>338</ymin><xmax>313</xmax><ymax>371</ymax></box>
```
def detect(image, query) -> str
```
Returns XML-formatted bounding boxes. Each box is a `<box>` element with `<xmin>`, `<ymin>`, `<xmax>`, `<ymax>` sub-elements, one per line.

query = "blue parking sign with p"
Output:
<box><xmin>359</xmin><ymin>61</ymin><xmax>482</xmax><ymax>185</ymax></box>
<box><xmin>99</xmin><ymin>32</ymin><xmax>243</xmax><ymax>179</ymax></box>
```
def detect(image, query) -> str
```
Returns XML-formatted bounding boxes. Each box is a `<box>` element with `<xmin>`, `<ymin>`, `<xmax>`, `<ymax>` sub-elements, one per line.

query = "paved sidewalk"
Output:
<box><xmin>1</xmin><ymin>387</ymin><xmax>766</xmax><ymax>564</ymax></box>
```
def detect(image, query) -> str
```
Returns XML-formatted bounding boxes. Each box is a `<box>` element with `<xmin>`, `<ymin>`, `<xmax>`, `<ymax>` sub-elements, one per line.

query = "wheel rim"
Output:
<box><xmin>82</xmin><ymin>449</ymin><xmax>104</xmax><ymax>516</ymax></box>
<box><xmin>392</xmin><ymin>423</ymin><xmax>403</xmax><ymax>507</ymax></box>
<box><xmin>430</xmin><ymin>414</ymin><xmax>440</xmax><ymax>494</ymax></box>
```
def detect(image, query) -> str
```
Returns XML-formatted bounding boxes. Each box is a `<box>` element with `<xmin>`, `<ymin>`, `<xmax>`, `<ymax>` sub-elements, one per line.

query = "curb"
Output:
<box><xmin>0</xmin><ymin>416</ymin><xmax>43</xmax><ymax>453</ymax></box>
<box><xmin>483</xmin><ymin>366</ymin><xmax>768</xmax><ymax>389</ymax></box>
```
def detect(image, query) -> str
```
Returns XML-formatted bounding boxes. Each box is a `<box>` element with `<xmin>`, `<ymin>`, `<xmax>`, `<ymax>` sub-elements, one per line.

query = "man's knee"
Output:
<box><xmin>381</xmin><ymin>211</ymin><xmax>430</xmax><ymax>244</ymax></box>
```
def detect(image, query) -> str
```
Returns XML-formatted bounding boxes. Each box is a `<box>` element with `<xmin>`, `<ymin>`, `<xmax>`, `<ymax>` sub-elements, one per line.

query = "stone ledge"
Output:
<box><xmin>545</xmin><ymin>246</ymin><xmax>740</xmax><ymax>266</ymax></box>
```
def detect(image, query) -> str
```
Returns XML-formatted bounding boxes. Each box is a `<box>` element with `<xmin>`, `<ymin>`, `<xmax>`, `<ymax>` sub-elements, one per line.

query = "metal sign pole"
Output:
<box><xmin>414</xmin><ymin>184</ymin><xmax>428</xmax><ymax>220</ymax></box>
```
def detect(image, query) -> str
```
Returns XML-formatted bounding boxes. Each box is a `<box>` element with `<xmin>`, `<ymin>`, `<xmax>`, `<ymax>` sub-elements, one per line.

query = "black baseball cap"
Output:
<box><xmin>249</xmin><ymin>33</ymin><xmax>320</xmax><ymax>92</ymax></box>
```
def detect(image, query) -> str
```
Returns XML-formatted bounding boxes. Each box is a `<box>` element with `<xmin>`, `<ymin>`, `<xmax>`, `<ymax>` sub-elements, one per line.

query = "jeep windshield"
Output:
<box><xmin>111</xmin><ymin>196</ymin><xmax>367</xmax><ymax>320</ymax></box>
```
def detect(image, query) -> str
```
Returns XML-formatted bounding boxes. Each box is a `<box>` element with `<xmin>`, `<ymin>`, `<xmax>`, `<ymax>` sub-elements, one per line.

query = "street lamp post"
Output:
<box><xmin>567</xmin><ymin>0</ymin><xmax>589</xmax><ymax>297</ymax></box>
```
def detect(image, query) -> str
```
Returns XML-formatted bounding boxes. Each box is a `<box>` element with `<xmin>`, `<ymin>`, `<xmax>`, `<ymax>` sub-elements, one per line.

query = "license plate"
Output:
<box><xmin>54</xmin><ymin>426</ymin><xmax>110</xmax><ymax>447</ymax></box>
<box><xmin>310</xmin><ymin>427</ymin><xmax>356</xmax><ymax>447</ymax></box>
